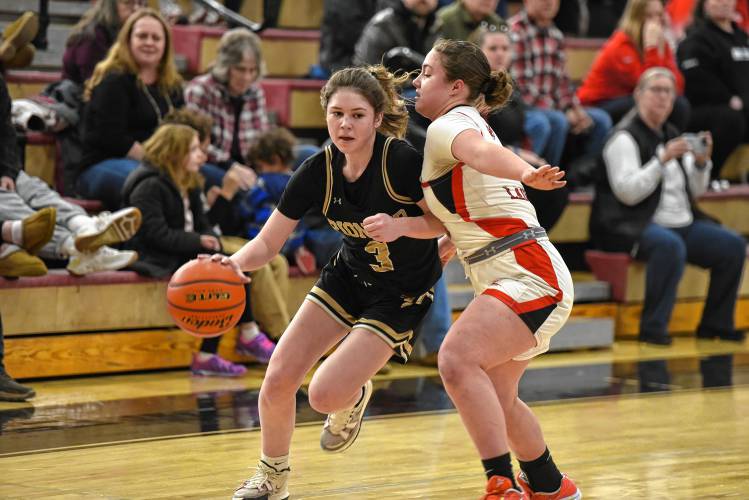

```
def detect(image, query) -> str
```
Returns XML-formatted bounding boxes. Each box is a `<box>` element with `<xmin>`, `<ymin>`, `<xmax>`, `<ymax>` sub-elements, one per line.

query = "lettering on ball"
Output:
<box><xmin>185</xmin><ymin>290</ymin><xmax>233</xmax><ymax>302</ymax></box>
<box><xmin>181</xmin><ymin>313</ymin><xmax>236</xmax><ymax>329</ymax></box>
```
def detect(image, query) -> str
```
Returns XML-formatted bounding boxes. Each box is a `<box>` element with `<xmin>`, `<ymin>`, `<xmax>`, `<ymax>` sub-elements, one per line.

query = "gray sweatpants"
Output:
<box><xmin>0</xmin><ymin>171</ymin><xmax>86</xmax><ymax>260</ymax></box>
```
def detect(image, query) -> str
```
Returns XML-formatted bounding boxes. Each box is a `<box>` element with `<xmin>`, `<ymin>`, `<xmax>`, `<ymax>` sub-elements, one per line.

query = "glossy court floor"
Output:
<box><xmin>1</xmin><ymin>337</ymin><xmax>748</xmax><ymax>499</ymax></box>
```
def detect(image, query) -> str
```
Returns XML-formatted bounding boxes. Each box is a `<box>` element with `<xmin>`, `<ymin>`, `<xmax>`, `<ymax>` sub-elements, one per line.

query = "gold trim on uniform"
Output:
<box><xmin>356</xmin><ymin>320</ymin><xmax>415</xmax><ymax>359</ymax></box>
<box><xmin>322</xmin><ymin>145</ymin><xmax>333</xmax><ymax>215</ymax></box>
<box><xmin>381</xmin><ymin>137</ymin><xmax>416</xmax><ymax>205</ymax></box>
<box><xmin>401</xmin><ymin>288</ymin><xmax>434</xmax><ymax>308</ymax></box>
<box><xmin>306</xmin><ymin>285</ymin><xmax>357</xmax><ymax>327</ymax></box>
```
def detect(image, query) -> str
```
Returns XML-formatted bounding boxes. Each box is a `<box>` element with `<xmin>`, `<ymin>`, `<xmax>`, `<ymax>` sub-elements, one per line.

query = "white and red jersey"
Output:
<box><xmin>421</xmin><ymin>105</ymin><xmax>541</xmax><ymax>258</ymax></box>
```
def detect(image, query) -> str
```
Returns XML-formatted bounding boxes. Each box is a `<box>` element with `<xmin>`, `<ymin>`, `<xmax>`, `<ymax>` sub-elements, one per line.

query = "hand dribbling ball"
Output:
<box><xmin>166</xmin><ymin>258</ymin><xmax>246</xmax><ymax>337</ymax></box>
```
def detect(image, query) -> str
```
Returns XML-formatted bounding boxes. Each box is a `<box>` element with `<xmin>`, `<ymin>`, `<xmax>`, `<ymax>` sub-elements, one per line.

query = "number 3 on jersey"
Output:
<box><xmin>365</xmin><ymin>241</ymin><xmax>394</xmax><ymax>272</ymax></box>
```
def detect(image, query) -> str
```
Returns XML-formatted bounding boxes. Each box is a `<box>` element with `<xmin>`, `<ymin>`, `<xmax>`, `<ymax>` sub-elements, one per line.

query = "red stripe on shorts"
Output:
<box><xmin>481</xmin><ymin>241</ymin><xmax>563</xmax><ymax>314</ymax></box>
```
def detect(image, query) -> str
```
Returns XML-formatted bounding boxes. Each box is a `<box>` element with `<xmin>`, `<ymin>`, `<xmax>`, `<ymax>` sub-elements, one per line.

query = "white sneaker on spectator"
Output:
<box><xmin>74</xmin><ymin>207</ymin><xmax>142</xmax><ymax>253</ymax></box>
<box><xmin>67</xmin><ymin>246</ymin><xmax>138</xmax><ymax>276</ymax></box>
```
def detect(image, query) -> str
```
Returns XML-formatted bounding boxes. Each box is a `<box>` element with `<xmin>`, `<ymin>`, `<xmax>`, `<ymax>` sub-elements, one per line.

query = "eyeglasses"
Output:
<box><xmin>482</xmin><ymin>21</ymin><xmax>510</xmax><ymax>33</ymax></box>
<box><xmin>644</xmin><ymin>85</ymin><xmax>675</xmax><ymax>96</ymax></box>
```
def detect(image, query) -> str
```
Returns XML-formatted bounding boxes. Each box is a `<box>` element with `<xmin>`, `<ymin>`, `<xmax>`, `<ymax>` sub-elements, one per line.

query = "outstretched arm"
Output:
<box><xmin>210</xmin><ymin>209</ymin><xmax>298</xmax><ymax>278</ymax></box>
<box><xmin>451</xmin><ymin>129</ymin><xmax>566</xmax><ymax>190</ymax></box>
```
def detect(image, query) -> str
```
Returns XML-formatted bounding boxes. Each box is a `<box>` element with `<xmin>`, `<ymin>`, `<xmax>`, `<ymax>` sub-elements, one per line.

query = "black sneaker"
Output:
<box><xmin>639</xmin><ymin>335</ymin><xmax>673</xmax><ymax>346</ymax></box>
<box><xmin>0</xmin><ymin>372</ymin><xmax>35</xmax><ymax>402</ymax></box>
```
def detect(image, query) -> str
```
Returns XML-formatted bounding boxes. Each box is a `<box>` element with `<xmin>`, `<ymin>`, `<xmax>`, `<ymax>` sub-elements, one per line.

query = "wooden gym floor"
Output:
<box><xmin>1</xmin><ymin>337</ymin><xmax>749</xmax><ymax>498</ymax></box>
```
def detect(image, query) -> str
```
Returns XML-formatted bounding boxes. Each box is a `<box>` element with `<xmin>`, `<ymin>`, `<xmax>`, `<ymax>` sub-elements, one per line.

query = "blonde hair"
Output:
<box><xmin>619</xmin><ymin>0</ymin><xmax>664</xmax><ymax>52</ymax></box>
<box><xmin>431</xmin><ymin>38</ymin><xmax>512</xmax><ymax>114</ymax></box>
<box><xmin>320</xmin><ymin>65</ymin><xmax>410</xmax><ymax>139</ymax></box>
<box><xmin>85</xmin><ymin>8</ymin><xmax>182</xmax><ymax>100</ymax></box>
<box><xmin>143</xmin><ymin>124</ymin><xmax>203</xmax><ymax>193</ymax></box>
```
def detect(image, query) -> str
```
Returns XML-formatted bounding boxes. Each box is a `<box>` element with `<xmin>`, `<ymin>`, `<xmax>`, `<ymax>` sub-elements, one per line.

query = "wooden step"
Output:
<box><xmin>3</xmin><ymin>327</ymin><xmax>252</xmax><ymax>379</ymax></box>
<box><xmin>616</xmin><ymin>297</ymin><xmax>749</xmax><ymax>338</ymax></box>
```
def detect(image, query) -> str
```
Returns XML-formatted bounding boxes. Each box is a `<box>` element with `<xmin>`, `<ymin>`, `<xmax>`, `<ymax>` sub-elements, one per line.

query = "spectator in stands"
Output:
<box><xmin>122</xmin><ymin>123</ymin><xmax>277</xmax><ymax>375</ymax></box>
<box><xmin>509</xmin><ymin>0</ymin><xmax>612</xmax><ymax>184</ymax></box>
<box><xmin>77</xmin><ymin>8</ymin><xmax>183</xmax><ymax>211</ymax></box>
<box><xmin>589</xmin><ymin>67</ymin><xmax>746</xmax><ymax>345</ymax></box>
<box><xmin>163</xmin><ymin>108</ymin><xmax>292</xmax><ymax>341</ymax></box>
<box><xmin>62</xmin><ymin>0</ymin><xmax>144</xmax><ymax>85</ymax></box>
<box><xmin>0</xmin><ymin>74</ymin><xmax>140</xmax><ymax>277</ymax></box>
<box><xmin>677</xmin><ymin>0</ymin><xmax>749</xmax><ymax>180</ymax></box>
<box><xmin>0</xmin><ymin>313</ymin><xmax>35</xmax><ymax>402</ymax></box>
<box><xmin>473</xmin><ymin>24</ymin><xmax>570</xmax><ymax>231</ymax></box>
<box><xmin>354</xmin><ymin>0</ymin><xmax>442</xmax><ymax>150</ymax></box>
<box><xmin>184</xmin><ymin>28</ymin><xmax>266</xmax><ymax>192</ymax></box>
<box><xmin>243</xmin><ymin>127</ymin><xmax>344</xmax><ymax>273</ymax></box>
<box><xmin>437</xmin><ymin>0</ymin><xmax>505</xmax><ymax>41</ymax></box>
<box><xmin>354</xmin><ymin>0</ymin><xmax>441</xmax><ymax>69</ymax></box>
<box><xmin>577</xmin><ymin>0</ymin><xmax>689</xmax><ymax>130</ymax></box>
<box><xmin>318</xmin><ymin>0</ymin><xmax>380</xmax><ymax>76</ymax></box>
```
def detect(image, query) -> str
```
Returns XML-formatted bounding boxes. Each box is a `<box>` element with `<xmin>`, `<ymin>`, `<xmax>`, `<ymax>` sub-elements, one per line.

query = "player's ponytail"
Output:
<box><xmin>320</xmin><ymin>65</ymin><xmax>410</xmax><ymax>138</ymax></box>
<box><xmin>432</xmin><ymin>38</ymin><xmax>513</xmax><ymax>114</ymax></box>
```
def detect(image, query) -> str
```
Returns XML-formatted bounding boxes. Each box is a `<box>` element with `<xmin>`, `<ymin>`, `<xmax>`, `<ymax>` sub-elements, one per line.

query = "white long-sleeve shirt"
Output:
<box><xmin>602</xmin><ymin>130</ymin><xmax>712</xmax><ymax>228</ymax></box>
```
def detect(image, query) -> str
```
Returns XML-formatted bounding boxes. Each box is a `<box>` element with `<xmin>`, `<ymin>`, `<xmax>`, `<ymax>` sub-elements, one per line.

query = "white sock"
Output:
<box><xmin>61</xmin><ymin>235</ymin><xmax>79</xmax><ymax>257</ymax></box>
<box><xmin>67</xmin><ymin>214</ymin><xmax>95</xmax><ymax>234</ymax></box>
<box><xmin>10</xmin><ymin>221</ymin><xmax>23</xmax><ymax>246</ymax></box>
<box><xmin>240</xmin><ymin>322</ymin><xmax>260</xmax><ymax>342</ymax></box>
<box><xmin>196</xmin><ymin>351</ymin><xmax>214</xmax><ymax>362</ymax></box>
<box><xmin>260</xmin><ymin>453</ymin><xmax>289</xmax><ymax>471</ymax></box>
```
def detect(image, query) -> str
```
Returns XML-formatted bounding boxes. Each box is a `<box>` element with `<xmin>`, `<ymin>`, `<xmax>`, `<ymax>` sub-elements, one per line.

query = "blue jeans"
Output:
<box><xmin>304</xmin><ymin>226</ymin><xmax>343</xmax><ymax>265</ymax></box>
<box><xmin>199</xmin><ymin>162</ymin><xmax>226</xmax><ymax>190</ymax></box>
<box><xmin>635</xmin><ymin>220</ymin><xmax>746</xmax><ymax>340</ymax></box>
<box><xmin>582</xmin><ymin>106</ymin><xmax>613</xmax><ymax>156</ymax></box>
<box><xmin>76</xmin><ymin>158</ymin><xmax>139</xmax><ymax>210</ymax></box>
<box><xmin>524</xmin><ymin>108</ymin><xmax>569</xmax><ymax>166</ymax></box>
<box><xmin>416</xmin><ymin>276</ymin><xmax>451</xmax><ymax>354</ymax></box>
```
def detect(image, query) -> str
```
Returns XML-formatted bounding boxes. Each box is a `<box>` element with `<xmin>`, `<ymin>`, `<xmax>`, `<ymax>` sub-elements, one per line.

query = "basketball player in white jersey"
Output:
<box><xmin>363</xmin><ymin>39</ymin><xmax>582</xmax><ymax>500</ymax></box>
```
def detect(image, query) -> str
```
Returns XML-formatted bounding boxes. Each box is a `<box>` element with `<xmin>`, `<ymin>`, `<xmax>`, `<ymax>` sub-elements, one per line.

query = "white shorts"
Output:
<box><xmin>462</xmin><ymin>238</ymin><xmax>574</xmax><ymax>361</ymax></box>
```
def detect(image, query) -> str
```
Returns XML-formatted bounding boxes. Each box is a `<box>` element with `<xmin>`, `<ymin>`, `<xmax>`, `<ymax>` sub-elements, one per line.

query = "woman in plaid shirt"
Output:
<box><xmin>184</xmin><ymin>28</ymin><xmax>267</xmax><ymax>192</ymax></box>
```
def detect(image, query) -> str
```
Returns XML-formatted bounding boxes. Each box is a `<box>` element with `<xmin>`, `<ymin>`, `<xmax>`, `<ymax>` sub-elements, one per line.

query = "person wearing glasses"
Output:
<box><xmin>590</xmin><ymin>67</ymin><xmax>746</xmax><ymax>346</ymax></box>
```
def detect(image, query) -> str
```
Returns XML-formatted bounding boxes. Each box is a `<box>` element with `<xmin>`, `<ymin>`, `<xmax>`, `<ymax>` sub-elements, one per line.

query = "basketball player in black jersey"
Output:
<box><xmin>209</xmin><ymin>65</ymin><xmax>450</xmax><ymax>500</ymax></box>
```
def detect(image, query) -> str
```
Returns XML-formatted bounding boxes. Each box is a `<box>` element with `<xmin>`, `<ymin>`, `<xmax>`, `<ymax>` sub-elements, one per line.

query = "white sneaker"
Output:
<box><xmin>67</xmin><ymin>246</ymin><xmax>137</xmax><ymax>276</ymax></box>
<box><xmin>74</xmin><ymin>207</ymin><xmax>142</xmax><ymax>253</ymax></box>
<box><xmin>233</xmin><ymin>460</ymin><xmax>290</xmax><ymax>500</ymax></box>
<box><xmin>320</xmin><ymin>379</ymin><xmax>373</xmax><ymax>453</ymax></box>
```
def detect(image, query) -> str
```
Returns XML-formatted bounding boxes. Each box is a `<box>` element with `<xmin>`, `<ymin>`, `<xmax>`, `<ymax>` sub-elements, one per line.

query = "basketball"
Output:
<box><xmin>166</xmin><ymin>258</ymin><xmax>246</xmax><ymax>337</ymax></box>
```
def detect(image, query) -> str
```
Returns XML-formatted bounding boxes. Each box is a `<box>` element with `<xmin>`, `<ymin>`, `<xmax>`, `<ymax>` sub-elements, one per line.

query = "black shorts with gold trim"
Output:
<box><xmin>306</xmin><ymin>254</ymin><xmax>434</xmax><ymax>363</ymax></box>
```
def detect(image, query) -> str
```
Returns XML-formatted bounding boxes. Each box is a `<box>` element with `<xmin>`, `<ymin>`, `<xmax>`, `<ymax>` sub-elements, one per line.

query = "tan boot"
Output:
<box><xmin>3</xmin><ymin>43</ymin><xmax>35</xmax><ymax>69</ymax></box>
<box><xmin>0</xmin><ymin>12</ymin><xmax>39</xmax><ymax>62</ymax></box>
<box><xmin>22</xmin><ymin>207</ymin><xmax>56</xmax><ymax>255</ymax></box>
<box><xmin>0</xmin><ymin>250</ymin><xmax>47</xmax><ymax>278</ymax></box>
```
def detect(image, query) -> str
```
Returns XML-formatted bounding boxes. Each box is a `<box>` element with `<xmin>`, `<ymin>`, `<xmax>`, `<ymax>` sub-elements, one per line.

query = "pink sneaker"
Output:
<box><xmin>236</xmin><ymin>332</ymin><xmax>276</xmax><ymax>363</ymax></box>
<box><xmin>190</xmin><ymin>354</ymin><xmax>247</xmax><ymax>377</ymax></box>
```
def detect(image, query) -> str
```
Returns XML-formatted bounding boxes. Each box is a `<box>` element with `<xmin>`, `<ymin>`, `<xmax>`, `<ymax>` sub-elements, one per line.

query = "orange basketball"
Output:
<box><xmin>166</xmin><ymin>258</ymin><xmax>246</xmax><ymax>338</ymax></box>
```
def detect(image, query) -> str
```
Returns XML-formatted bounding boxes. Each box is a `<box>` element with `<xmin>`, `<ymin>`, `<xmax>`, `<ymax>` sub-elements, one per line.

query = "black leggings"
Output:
<box><xmin>687</xmin><ymin>105</ymin><xmax>747</xmax><ymax>180</ymax></box>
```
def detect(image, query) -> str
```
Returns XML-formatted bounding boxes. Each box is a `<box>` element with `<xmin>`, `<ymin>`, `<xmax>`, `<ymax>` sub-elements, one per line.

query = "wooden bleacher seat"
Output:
<box><xmin>585</xmin><ymin>249</ymin><xmax>749</xmax><ymax>339</ymax></box>
<box><xmin>170</xmin><ymin>25</ymin><xmax>320</xmax><ymax>78</ymax></box>
<box><xmin>0</xmin><ymin>268</ymin><xmax>317</xmax><ymax>378</ymax></box>
<box><xmin>565</xmin><ymin>37</ymin><xmax>605</xmax><ymax>83</ymax></box>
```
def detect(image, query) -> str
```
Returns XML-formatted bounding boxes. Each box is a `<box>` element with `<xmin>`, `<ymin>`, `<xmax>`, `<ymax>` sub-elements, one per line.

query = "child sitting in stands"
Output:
<box><xmin>122</xmin><ymin>123</ymin><xmax>276</xmax><ymax>376</ymax></box>
<box><xmin>240</xmin><ymin>128</ymin><xmax>342</xmax><ymax>274</ymax></box>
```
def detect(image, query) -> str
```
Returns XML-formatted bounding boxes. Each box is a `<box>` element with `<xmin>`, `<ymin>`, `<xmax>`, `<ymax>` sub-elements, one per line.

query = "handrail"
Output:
<box><xmin>192</xmin><ymin>0</ymin><xmax>281</xmax><ymax>33</ymax></box>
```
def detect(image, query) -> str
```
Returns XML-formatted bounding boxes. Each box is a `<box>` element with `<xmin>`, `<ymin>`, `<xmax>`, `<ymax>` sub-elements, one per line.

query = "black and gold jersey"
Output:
<box><xmin>277</xmin><ymin>133</ymin><xmax>441</xmax><ymax>295</ymax></box>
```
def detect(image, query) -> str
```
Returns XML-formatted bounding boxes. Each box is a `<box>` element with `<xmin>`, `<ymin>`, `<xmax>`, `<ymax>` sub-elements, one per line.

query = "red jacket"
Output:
<box><xmin>577</xmin><ymin>30</ymin><xmax>685</xmax><ymax>105</ymax></box>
